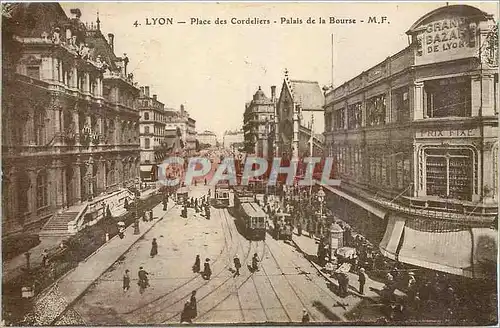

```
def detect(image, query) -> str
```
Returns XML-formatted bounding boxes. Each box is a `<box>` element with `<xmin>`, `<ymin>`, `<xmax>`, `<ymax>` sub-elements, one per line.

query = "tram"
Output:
<box><xmin>213</xmin><ymin>181</ymin><xmax>231</xmax><ymax>208</ymax></box>
<box><xmin>234</xmin><ymin>191</ymin><xmax>266</xmax><ymax>240</ymax></box>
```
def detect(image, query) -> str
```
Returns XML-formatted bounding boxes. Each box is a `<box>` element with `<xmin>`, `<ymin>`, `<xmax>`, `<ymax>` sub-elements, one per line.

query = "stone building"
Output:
<box><xmin>138</xmin><ymin>86</ymin><xmax>168</xmax><ymax>181</ymax></box>
<box><xmin>2</xmin><ymin>4</ymin><xmax>141</xmax><ymax>235</ymax></box>
<box><xmin>197</xmin><ymin>130</ymin><xmax>218</xmax><ymax>147</ymax></box>
<box><xmin>164</xmin><ymin>105</ymin><xmax>197</xmax><ymax>154</ymax></box>
<box><xmin>223</xmin><ymin>129</ymin><xmax>244</xmax><ymax>150</ymax></box>
<box><xmin>323</xmin><ymin>5</ymin><xmax>498</xmax><ymax>278</ymax></box>
<box><xmin>276</xmin><ymin>71</ymin><xmax>325</xmax><ymax>160</ymax></box>
<box><xmin>243</xmin><ymin>86</ymin><xmax>276</xmax><ymax>159</ymax></box>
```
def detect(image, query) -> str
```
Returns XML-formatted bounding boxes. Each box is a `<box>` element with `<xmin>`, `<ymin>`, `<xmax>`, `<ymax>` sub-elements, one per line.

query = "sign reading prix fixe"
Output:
<box><xmin>423</xmin><ymin>17</ymin><xmax>473</xmax><ymax>54</ymax></box>
<box><xmin>417</xmin><ymin>127</ymin><xmax>477</xmax><ymax>138</ymax></box>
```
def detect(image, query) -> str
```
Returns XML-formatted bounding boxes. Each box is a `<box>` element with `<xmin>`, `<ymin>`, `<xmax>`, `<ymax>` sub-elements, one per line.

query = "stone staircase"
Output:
<box><xmin>39</xmin><ymin>211</ymin><xmax>80</xmax><ymax>237</ymax></box>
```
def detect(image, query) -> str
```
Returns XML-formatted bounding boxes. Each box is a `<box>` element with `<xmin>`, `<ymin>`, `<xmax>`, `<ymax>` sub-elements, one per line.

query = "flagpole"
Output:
<box><xmin>331</xmin><ymin>33</ymin><xmax>334</xmax><ymax>88</ymax></box>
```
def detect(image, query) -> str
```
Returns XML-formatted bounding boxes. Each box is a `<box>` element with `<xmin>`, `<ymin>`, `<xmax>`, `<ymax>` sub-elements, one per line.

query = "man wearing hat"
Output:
<box><xmin>358</xmin><ymin>268</ymin><xmax>367</xmax><ymax>295</ymax></box>
<box><xmin>301</xmin><ymin>309</ymin><xmax>310</xmax><ymax>323</ymax></box>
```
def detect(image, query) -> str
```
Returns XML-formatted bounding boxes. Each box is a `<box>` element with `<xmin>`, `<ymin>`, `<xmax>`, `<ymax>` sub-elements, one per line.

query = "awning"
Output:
<box><xmin>379</xmin><ymin>215</ymin><xmax>406</xmax><ymax>260</ymax></box>
<box><xmin>322</xmin><ymin>184</ymin><xmax>387</xmax><ymax>219</ymax></box>
<box><xmin>398</xmin><ymin>225</ymin><xmax>473</xmax><ymax>277</ymax></box>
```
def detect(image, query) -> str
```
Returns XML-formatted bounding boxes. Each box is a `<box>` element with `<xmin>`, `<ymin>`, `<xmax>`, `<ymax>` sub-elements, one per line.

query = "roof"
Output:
<box><xmin>8</xmin><ymin>3</ymin><xmax>70</xmax><ymax>38</ymax></box>
<box><xmin>289</xmin><ymin>80</ymin><xmax>324</xmax><ymax>111</ymax></box>
<box><xmin>407</xmin><ymin>5</ymin><xmax>492</xmax><ymax>35</ymax></box>
<box><xmin>241</xmin><ymin>202</ymin><xmax>267</xmax><ymax>218</ymax></box>
<box><xmin>85</xmin><ymin>31</ymin><xmax>119</xmax><ymax>70</ymax></box>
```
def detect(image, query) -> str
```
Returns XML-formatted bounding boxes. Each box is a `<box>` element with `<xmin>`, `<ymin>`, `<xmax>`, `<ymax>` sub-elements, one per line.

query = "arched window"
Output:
<box><xmin>36</xmin><ymin>170</ymin><xmax>48</xmax><ymax>209</ymax></box>
<box><xmin>17</xmin><ymin>171</ymin><xmax>30</xmax><ymax>214</ymax></box>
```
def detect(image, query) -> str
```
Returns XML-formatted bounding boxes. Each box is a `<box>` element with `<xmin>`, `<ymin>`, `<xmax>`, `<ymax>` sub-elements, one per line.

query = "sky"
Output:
<box><xmin>61</xmin><ymin>2</ymin><xmax>497</xmax><ymax>139</ymax></box>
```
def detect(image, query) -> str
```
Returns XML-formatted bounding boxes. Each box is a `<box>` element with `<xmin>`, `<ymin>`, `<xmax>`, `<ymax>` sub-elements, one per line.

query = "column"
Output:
<box><xmin>72</xmin><ymin>66</ymin><xmax>78</xmax><ymax>88</ymax></box>
<box><xmin>361</xmin><ymin>93</ymin><xmax>367</xmax><ymax>127</ymax></box>
<box><xmin>52</xmin><ymin>58</ymin><xmax>58</xmax><ymax>82</ymax></box>
<box><xmin>58</xmin><ymin>59</ymin><xmax>63</xmax><ymax>82</ymax></box>
<box><xmin>97</xmin><ymin>159</ymin><xmax>106</xmax><ymax>193</ymax></box>
<box><xmin>73</xmin><ymin>161</ymin><xmax>82</xmax><ymax>203</ymax></box>
<box><xmin>412</xmin><ymin>82</ymin><xmax>424</xmax><ymax>120</ymax></box>
<box><xmin>386</xmin><ymin>89</ymin><xmax>392</xmax><ymax>124</ymax></box>
<box><xmin>471</xmin><ymin>75</ymin><xmax>481</xmax><ymax>117</ymax></box>
<box><xmin>72</xmin><ymin>111</ymin><xmax>80</xmax><ymax>145</ymax></box>
<box><xmin>27</xmin><ymin>169</ymin><xmax>37</xmax><ymax>217</ymax></box>
<box><xmin>84</xmin><ymin>72</ymin><xmax>90</xmax><ymax>93</ymax></box>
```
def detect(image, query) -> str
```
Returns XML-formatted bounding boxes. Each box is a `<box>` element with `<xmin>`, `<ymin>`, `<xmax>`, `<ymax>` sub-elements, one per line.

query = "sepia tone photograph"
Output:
<box><xmin>1</xmin><ymin>1</ymin><xmax>498</xmax><ymax>326</ymax></box>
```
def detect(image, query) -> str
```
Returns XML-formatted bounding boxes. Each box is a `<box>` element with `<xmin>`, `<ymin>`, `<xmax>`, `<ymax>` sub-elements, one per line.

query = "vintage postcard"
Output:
<box><xmin>1</xmin><ymin>1</ymin><xmax>498</xmax><ymax>326</ymax></box>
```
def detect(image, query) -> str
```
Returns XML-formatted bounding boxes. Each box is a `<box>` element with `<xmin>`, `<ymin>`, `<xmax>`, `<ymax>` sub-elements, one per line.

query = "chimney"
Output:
<box><xmin>271</xmin><ymin>86</ymin><xmax>276</xmax><ymax>101</ymax></box>
<box><xmin>153</xmin><ymin>94</ymin><xmax>157</xmax><ymax>100</ymax></box>
<box><xmin>145</xmin><ymin>86</ymin><xmax>150</xmax><ymax>97</ymax></box>
<box><xmin>180</xmin><ymin>104</ymin><xmax>185</xmax><ymax>113</ymax></box>
<box><xmin>107</xmin><ymin>33</ymin><xmax>114</xmax><ymax>51</ymax></box>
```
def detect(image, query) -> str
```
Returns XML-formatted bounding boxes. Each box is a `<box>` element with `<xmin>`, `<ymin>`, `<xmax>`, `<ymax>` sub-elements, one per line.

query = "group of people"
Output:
<box><xmin>181</xmin><ymin>194</ymin><xmax>211</xmax><ymax>219</ymax></box>
<box><xmin>122</xmin><ymin>266</ymin><xmax>150</xmax><ymax>292</ymax></box>
<box><xmin>192</xmin><ymin>255</ymin><xmax>212</xmax><ymax>280</ymax></box>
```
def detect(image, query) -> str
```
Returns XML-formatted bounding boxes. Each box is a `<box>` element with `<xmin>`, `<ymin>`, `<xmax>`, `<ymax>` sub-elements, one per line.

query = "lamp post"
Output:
<box><xmin>317</xmin><ymin>186</ymin><xmax>326</xmax><ymax>237</ymax></box>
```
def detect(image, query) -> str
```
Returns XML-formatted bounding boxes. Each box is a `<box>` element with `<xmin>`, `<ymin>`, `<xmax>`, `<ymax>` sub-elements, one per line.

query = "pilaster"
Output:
<box><xmin>412</xmin><ymin>82</ymin><xmax>424</xmax><ymax>120</ymax></box>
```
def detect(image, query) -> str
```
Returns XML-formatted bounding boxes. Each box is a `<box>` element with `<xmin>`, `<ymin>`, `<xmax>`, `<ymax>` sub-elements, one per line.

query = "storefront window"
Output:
<box><xmin>392</xmin><ymin>87</ymin><xmax>409</xmax><ymax>123</ymax></box>
<box><xmin>347</xmin><ymin>102</ymin><xmax>362</xmax><ymax>129</ymax></box>
<box><xmin>425</xmin><ymin>149</ymin><xmax>473</xmax><ymax>201</ymax></box>
<box><xmin>366</xmin><ymin>94</ymin><xmax>386</xmax><ymax>126</ymax></box>
<box><xmin>424</xmin><ymin>77</ymin><xmax>471</xmax><ymax>118</ymax></box>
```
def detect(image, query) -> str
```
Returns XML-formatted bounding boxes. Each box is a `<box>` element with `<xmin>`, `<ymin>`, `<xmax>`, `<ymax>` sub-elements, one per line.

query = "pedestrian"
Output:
<box><xmin>180</xmin><ymin>301</ymin><xmax>193</xmax><ymax>323</ymax></box>
<box><xmin>193</xmin><ymin>254</ymin><xmax>201</xmax><ymax>273</ymax></box>
<box><xmin>233</xmin><ymin>254</ymin><xmax>241</xmax><ymax>277</ymax></box>
<box><xmin>190</xmin><ymin>290</ymin><xmax>197</xmax><ymax>318</ymax></box>
<box><xmin>123</xmin><ymin>269</ymin><xmax>130</xmax><ymax>292</ymax></box>
<box><xmin>251</xmin><ymin>253</ymin><xmax>259</xmax><ymax>272</ymax></box>
<box><xmin>41</xmin><ymin>249</ymin><xmax>49</xmax><ymax>267</ymax></box>
<box><xmin>301</xmin><ymin>309</ymin><xmax>310</xmax><ymax>323</ymax></box>
<box><xmin>358</xmin><ymin>268</ymin><xmax>366</xmax><ymax>295</ymax></box>
<box><xmin>150</xmin><ymin>238</ymin><xmax>158</xmax><ymax>258</ymax></box>
<box><xmin>202</xmin><ymin>258</ymin><xmax>212</xmax><ymax>280</ymax></box>
<box><xmin>138</xmin><ymin>266</ymin><xmax>150</xmax><ymax>287</ymax></box>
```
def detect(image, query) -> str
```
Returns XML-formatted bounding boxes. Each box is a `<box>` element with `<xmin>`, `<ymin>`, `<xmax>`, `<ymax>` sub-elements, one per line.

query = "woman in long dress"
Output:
<box><xmin>150</xmin><ymin>238</ymin><xmax>158</xmax><ymax>258</ymax></box>
<box><xmin>192</xmin><ymin>255</ymin><xmax>201</xmax><ymax>273</ymax></box>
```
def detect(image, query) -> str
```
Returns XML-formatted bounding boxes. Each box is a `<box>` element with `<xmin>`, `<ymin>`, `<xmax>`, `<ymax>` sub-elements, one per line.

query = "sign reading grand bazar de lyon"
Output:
<box><xmin>412</xmin><ymin>14</ymin><xmax>479</xmax><ymax>64</ymax></box>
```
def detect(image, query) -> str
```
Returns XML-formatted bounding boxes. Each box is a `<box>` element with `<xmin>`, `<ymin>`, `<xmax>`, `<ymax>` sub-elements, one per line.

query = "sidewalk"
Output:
<box><xmin>3</xmin><ymin>187</ymin><xmax>161</xmax><ymax>284</ymax></box>
<box><xmin>290</xmin><ymin>229</ymin><xmax>406</xmax><ymax>301</ymax></box>
<box><xmin>27</xmin><ymin>198</ymin><xmax>176</xmax><ymax>325</ymax></box>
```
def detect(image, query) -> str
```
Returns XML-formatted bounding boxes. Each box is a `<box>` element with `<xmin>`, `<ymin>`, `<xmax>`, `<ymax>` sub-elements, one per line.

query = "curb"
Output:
<box><xmin>48</xmin><ymin>200</ymin><xmax>178</xmax><ymax>325</ymax></box>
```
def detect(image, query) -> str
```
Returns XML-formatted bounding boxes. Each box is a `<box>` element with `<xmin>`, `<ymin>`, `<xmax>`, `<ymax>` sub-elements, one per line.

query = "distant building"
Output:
<box><xmin>164</xmin><ymin>105</ymin><xmax>197</xmax><ymax>154</ymax></box>
<box><xmin>243</xmin><ymin>86</ymin><xmax>276</xmax><ymax>158</ymax></box>
<box><xmin>197</xmin><ymin>130</ymin><xmax>218</xmax><ymax>147</ymax></box>
<box><xmin>138</xmin><ymin>86</ymin><xmax>167</xmax><ymax>181</ymax></box>
<box><xmin>276</xmin><ymin>71</ymin><xmax>325</xmax><ymax>159</ymax></box>
<box><xmin>223</xmin><ymin>129</ymin><xmax>244</xmax><ymax>149</ymax></box>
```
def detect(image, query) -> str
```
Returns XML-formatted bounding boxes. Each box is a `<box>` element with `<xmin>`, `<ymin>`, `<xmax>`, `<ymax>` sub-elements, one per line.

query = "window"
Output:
<box><xmin>145</xmin><ymin>138</ymin><xmax>150</xmax><ymax>149</ymax></box>
<box><xmin>347</xmin><ymin>102</ymin><xmax>362</xmax><ymax>129</ymax></box>
<box><xmin>26</xmin><ymin>66</ymin><xmax>40</xmax><ymax>80</ymax></box>
<box><xmin>34</xmin><ymin>111</ymin><xmax>46</xmax><ymax>145</ymax></box>
<box><xmin>425</xmin><ymin>149</ymin><xmax>473</xmax><ymax>201</ymax></box>
<box><xmin>392</xmin><ymin>87</ymin><xmax>410</xmax><ymax>123</ymax></box>
<box><xmin>424</xmin><ymin>77</ymin><xmax>471</xmax><ymax>118</ymax></box>
<box><xmin>36</xmin><ymin>170</ymin><xmax>48</xmax><ymax>209</ymax></box>
<box><xmin>366</xmin><ymin>94</ymin><xmax>386</xmax><ymax>126</ymax></box>
<box><xmin>144</xmin><ymin>126</ymin><xmax>150</xmax><ymax>134</ymax></box>
<box><xmin>17</xmin><ymin>171</ymin><xmax>30</xmax><ymax>214</ymax></box>
<box><xmin>325</xmin><ymin>112</ymin><xmax>333</xmax><ymax>132</ymax></box>
<box><xmin>334</xmin><ymin>107</ymin><xmax>345</xmax><ymax>130</ymax></box>
<box><xmin>144</xmin><ymin>112</ymin><xmax>150</xmax><ymax>120</ymax></box>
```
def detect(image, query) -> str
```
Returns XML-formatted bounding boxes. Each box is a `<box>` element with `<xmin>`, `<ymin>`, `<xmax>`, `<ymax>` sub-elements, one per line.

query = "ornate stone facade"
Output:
<box><xmin>2</xmin><ymin>4</ymin><xmax>141</xmax><ymax>234</ymax></box>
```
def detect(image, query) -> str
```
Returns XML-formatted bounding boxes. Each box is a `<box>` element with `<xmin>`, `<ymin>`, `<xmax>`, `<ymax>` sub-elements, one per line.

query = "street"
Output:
<box><xmin>67</xmin><ymin>185</ymin><xmax>371</xmax><ymax>324</ymax></box>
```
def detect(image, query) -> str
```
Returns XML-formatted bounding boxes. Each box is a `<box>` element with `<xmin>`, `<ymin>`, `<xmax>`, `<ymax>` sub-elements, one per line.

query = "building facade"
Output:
<box><xmin>276</xmin><ymin>72</ymin><xmax>325</xmax><ymax>160</ymax></box>
<box><xmin>138</xmin><ymin>86</ymin><xmax>168</xmax><ymax>181</ymax></box>
<box><xmin>243</xmin><ymin>86</ymin><xmax>276</xmax><ymax>158</ymax></box>
<box><xmin>164</xmin><ymin>105</ymin><xmax>197</xmax><ymax>154</ymax></box>
<box><xmin>197</xmin><ymin>130</ymin><xmax>218</xmax><ymax>147</ymax></box>
<box><xmin>2</xmin><ymin>4</ymin><xmax>141</xmax><ymax>234</ymax></box>
<box><xmin>223</xmin><ymin>129</ymin><xmax>244</xmax><ymax>149</ymax></box>
<box><xmin>323</xmin><ymin>5</ymin><xmax>498</xmax><ymax>278</ymax></box>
